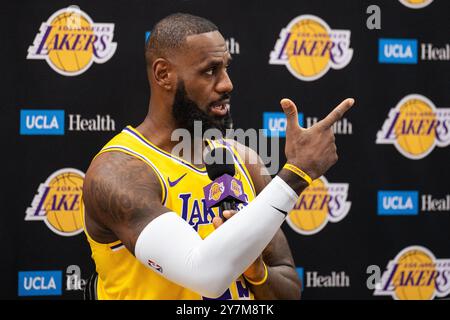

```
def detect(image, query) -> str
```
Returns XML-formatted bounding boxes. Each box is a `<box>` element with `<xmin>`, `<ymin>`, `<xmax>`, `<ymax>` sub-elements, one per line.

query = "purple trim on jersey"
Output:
<box><xmin>221</xmin><ymin>139</ymin><xmax>256</xmax><ymax>196</ymax></box>
<box><xmin>110</xmin><ymin>243</ymin><xmax>124</xmax><ymax>251</ymax></box>
<box><xmin>123</xmin><ymin>127</ymin><xmax>207</xmax><ymax>174</ymax></box>
<box><xmin>102</xmin><ymin>146</ymin><xmax>168</xmax><ymax>205</ymax></box>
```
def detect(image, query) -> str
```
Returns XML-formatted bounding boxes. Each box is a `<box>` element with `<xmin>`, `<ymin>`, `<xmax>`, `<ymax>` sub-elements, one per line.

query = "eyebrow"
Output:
<box><xmin>200</xmin><ymin>54</ymin><xmax>233</xmax><ymax>69</ymax></box>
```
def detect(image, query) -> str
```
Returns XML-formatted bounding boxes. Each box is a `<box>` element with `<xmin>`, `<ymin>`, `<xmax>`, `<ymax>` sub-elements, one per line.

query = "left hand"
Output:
<box><xmin>212</xmin><ymin>210</ymin><xmax>267</xmax><ymax>283</ymax></box>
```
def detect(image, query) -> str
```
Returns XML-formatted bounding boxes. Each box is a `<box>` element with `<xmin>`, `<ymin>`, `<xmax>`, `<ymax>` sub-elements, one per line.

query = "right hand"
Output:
<box><xmin>280</xmin><ymin>98</ymin><xmax>355</xmax><ymax>180</ymax></box>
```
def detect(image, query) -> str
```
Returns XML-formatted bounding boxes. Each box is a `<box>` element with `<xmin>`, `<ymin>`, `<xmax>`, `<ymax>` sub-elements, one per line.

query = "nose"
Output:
<box><xmin>215</xmin><ymin>68</ymin><xmax>233</xmax><ymax>95</ymax></box>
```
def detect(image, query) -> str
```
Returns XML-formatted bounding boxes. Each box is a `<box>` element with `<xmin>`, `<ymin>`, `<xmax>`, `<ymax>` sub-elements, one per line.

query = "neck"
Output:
<box><xmin>137</xmin><ymin>102</ymin><xmax>176</xmax><ymax>152</ymax></box>
<box><xmin>136</xmin><ymin>98</ymin><xmax>205</xmax><ymax>167</ymax></box>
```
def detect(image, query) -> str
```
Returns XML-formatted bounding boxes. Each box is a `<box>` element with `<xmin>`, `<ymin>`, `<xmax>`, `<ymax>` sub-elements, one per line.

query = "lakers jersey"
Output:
<box><xmin>82</xmin><ymin>126</ymin><xmax>257</xmax><ymax>300</ymax></box>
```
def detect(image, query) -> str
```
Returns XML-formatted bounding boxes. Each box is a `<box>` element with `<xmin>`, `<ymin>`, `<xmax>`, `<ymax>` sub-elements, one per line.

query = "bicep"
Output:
<box><xmin>83</xmin><ymin>151</ymin><xmax>169</xmax><ymax>253</ymax></box>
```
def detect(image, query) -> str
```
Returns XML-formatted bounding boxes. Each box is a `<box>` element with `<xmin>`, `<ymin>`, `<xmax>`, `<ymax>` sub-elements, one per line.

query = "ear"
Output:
<box><xmin>152</xmin><ymin>58</ymin><xmax>176</xmax><ymax>90</ymax></box>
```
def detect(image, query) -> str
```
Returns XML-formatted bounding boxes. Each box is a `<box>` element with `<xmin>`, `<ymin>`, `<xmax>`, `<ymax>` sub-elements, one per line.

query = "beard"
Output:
<box><xmin>172</xmin><ymin>80</ymin><xmax>233</xmax><ymax>137</ymax></box>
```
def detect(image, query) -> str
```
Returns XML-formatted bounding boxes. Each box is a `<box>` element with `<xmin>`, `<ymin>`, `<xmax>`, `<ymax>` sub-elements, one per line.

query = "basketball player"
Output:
<box><xmin>82</xmin><ymin>13</ymin><xmax>354</xmax><ymax>300</ymax></box>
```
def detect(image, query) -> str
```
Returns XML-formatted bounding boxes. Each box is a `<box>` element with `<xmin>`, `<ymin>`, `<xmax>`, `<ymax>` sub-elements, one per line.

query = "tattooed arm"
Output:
<box><xmin>83</xmin><ymin>150</ymin><xmax>303</xmax><ymax>298</ymax></box>
<box><xmin>82</xmin><ymin>151</ymin><xmax>169</xmax><ymax>251</ymax></box>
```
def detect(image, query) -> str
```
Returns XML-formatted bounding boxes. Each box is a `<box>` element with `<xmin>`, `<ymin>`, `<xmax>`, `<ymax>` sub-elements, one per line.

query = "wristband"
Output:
<box><xmin>283</xmin><ymin>163</ymin><xmax>313</xmax><ymax>185</ymax></box>
<box><xmin>244</xmin><ymin>262</ymin><xmax>268</xmax><ymax>286</ymax></box>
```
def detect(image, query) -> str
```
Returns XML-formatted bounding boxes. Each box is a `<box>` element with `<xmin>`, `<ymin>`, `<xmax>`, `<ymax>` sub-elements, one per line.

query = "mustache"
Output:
<box><xmin>172</xmin><ymin>80</ymin><xmax>233</xmax><ymax>135</ymax></box>
<box><xmin>209</xmin><ymin>93</ymin><xmax>231</xmax><ymax>108</ymax></box>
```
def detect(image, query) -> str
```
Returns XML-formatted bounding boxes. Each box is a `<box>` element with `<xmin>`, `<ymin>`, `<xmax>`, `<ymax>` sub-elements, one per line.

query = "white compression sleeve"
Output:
<box><xmin>134</xmin><ymin>176</ymin><xmax>298</xmax><ymax>298</ymax></box>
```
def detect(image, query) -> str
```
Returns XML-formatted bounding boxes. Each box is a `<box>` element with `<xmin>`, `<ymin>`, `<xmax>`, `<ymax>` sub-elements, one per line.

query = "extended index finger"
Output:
<box><xmin>318</xmin><ymin>98</ymin><xmax>355</xmax><ymax>129</ymax></box>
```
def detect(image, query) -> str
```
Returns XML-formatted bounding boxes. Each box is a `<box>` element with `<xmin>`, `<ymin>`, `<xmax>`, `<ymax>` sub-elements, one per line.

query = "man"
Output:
<box><xmin>82</xmin><ymin>13</ymin><xmax>354</xmax><ymax>300</ymax></box>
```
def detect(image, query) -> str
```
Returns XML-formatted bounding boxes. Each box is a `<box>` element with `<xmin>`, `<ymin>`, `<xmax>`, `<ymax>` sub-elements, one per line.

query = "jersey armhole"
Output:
<box><xmin>222</xmin><ymin>139</ymin><xmax>257</xmax><ymax>197</ymax></box>
<box><xmin>96</xmin><ymin>147</ymin><xmax>168</xmax><ymax>205</ymax></box>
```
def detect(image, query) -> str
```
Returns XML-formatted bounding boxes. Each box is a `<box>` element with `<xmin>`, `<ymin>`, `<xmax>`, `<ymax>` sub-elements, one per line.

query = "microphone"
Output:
<box><xmin>203</xmin><ymin>146</ymin><xmax>247</xmax><ymax>219</ymax></box>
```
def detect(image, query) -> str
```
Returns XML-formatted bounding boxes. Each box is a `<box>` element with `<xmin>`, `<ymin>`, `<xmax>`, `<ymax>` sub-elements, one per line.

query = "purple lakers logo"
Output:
<box><xmin>269</xmin><ymin>15</ymin><xmax>353</xmax><ymax>81</ymax></box>
<box><xmin>209</xmin><ymin>182</ymin><xmax>224</xmax><ymax>201</ymax></box>
<box><xmin>26</xmin><ymin>168</ymin><xmax>85</xmax><ymax>237</ymax></box>
<box><xmin>376</xmin><ymin>94</ymin><xmax>450</xmax><ymax>159</ymax></box>
<box><xmin>286</xmin><ymin>176</ymin><xmax>351</xmax><ymax>235</ymax></box>
<box><xmin>27</xmin><ymin>6</ymin><xmax>117</xmax><ymax>76</ymax></box>
<box><xmin>374</xmin><ymin>246</ymin><xmax>450</xmax><ymax>300</ymax></box>
<box><xmin>179</xmin><ymin>193</ymin><xmax>249</xmax><ymax>233</ymax></box>
<box><xmin>231</xmin><ymin>179</ymin><xmax>243</xmax><ymax>197</ymax></box>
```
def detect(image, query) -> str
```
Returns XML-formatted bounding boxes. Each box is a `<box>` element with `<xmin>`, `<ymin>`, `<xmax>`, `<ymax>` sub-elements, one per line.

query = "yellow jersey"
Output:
<box><xmin>82</xmin><ymin>126</ymin><xmax>257</xmax><ymax>300</ymax></box>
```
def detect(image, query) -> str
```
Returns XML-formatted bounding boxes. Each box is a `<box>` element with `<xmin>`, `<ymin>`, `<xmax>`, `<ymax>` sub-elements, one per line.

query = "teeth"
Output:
<box><xmin>211</xmin><ymin>103</ymin><xmax>229</xmax><ymax>111</ymax></box>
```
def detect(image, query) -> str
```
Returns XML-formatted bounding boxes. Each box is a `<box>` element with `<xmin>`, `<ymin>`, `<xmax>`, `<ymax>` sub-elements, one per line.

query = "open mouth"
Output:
<box><xmin>210</xmin><ymin>101</ymin><xmax>230</xmax><ymax>116</ymax></box>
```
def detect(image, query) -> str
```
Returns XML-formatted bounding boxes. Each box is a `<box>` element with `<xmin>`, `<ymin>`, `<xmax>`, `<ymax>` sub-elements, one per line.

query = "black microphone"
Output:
<box><xmin>203</xmin><ymin>146</ymin><xmax>245</xmax><ymax>219</ymax></box>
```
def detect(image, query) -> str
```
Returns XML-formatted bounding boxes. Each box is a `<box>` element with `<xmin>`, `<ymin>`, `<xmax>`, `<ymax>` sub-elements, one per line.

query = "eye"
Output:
<box><xmin>205</xmin><ymin>69</ymin><xmax>214</xmax><ymax>76</ymax></box>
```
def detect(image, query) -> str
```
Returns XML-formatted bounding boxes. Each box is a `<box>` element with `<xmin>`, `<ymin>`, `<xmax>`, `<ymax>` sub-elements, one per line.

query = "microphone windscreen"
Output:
<box><xmin>204</xmin><ymin>146</ymin><xmax>236</xmax><ymax>180</ymax></box>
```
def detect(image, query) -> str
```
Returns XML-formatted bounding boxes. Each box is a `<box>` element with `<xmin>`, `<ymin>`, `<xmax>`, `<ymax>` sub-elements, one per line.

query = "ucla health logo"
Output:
<box><xmin>20</xmin><ymin>109</ymin><xmax>64</xmax><ymax>135</ymax></box>
<box><xmin>18</xmin><ymin>271</ymin><xmax>62</xmax><ymax>296</ymax></box>
<box><xmin>27</xmin><ymin>6</ymin><xmax>117</xmax><ymax>76</ymax></box>
<box><xmin>379</xmin><ymin>39</ymin><xmax>449</xmax><ymax>63</ymax></box>
<box><xmin>378</xmin><ymin>190</ymin><xmax>450</xmax><ymax>215</ymax></box>
<box><xmin>399</xmin><ymin>0</ymin><xmax>433</xmax><ymax>9</ymax></box>
<box><xmin>378</xmin><ymin>191</ymin><xmax>418</xmax><ymax>215</ymax></box>
<box><xmin>263</xmin><ymin>112</ymin><xmax>304</xmax><ymax>137</ymax></box>
<box><xmin>376</xmin><ymin>94</ymin><xmax>450</xmax><ymax>159</ymax></box>
<box><xmin>287</xmin><ymin>176</ymin><xmax>351</xmax><ymax>235</ymax></box>
<box><xmin>20</xmin><ymin>109</ymin><xmax>116</xmax><ymax>135</ymax></box>
<box><xmin>379</xmin><ymin>39</ymin><xmax>418</xmax><ymax>64</ymax></box>
<box><xmin>297</xmin><ymin>267</ymin><xmax>350</xmax><ymax>289</ymax></box>
<box><xmin>269</xmin><ymin>15</ymin><xmax>353</xmax><ymax>81</ymax></box>
<box><xmin>374</xmin><ymin>246</ymin><xmax>450</xmax><ymax>300</ymax></box>
<box><xmin>26</xmin><ymin>168</ymin><xmax>85</xmax><ymax>237</ymax></box>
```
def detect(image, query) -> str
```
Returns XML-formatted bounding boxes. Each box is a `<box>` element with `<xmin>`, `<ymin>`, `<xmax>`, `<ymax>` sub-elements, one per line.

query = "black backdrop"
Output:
<box><xmin>2</xmin><ymin>0</ymin><xmax>449</xmax><ymax>300</ymax></box>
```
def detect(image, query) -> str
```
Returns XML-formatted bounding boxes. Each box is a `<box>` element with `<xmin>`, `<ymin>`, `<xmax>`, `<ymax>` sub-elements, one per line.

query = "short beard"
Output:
<box><xmin>172</xmin><ymin>80</ymin><xmax>232</xmax><ymax>137</ymax></box>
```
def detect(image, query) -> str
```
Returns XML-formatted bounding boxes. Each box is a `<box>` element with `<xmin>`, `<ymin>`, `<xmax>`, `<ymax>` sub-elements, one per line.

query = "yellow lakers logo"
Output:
<box><xmin>209</xmin><ymin>182</ymin><xmax>224</xmax><ymax>201</ymax></box>
<box><xmin>374</xmin><ymin>246</ymin><xmax>450</xmax><ymax>300</ymax></box>
<box><xmin>376</xmin><ymin>94</ymin><xmax>450</xmax><ymax>159</ymax></box>
<box><xmin>269</xmin><ymin>15</ymin><xmax>353</xmax><ymax>81</ymax></box>
<box><xmin>27</xmin><ymin>6</ymin><xmax>117</xmax><ymax>76</ymax></box>
<box><xmin>26</xmin><ymin>168</ymin><xmax>85</xmax><ymax>236</ymax></box>
<box><xmin>231</xmin><ymin>179</ymin><xmax>242</xmax><ymax>197</ymax></box>
<box><xmin>399</xmin><ymin>0</ymin><xmax>434</xmax><ymax>9</ymax></box>
<box><xmin>286</xmin><ymin>176</ymin><xmax>351</xmax><ymax>235</ymax></box>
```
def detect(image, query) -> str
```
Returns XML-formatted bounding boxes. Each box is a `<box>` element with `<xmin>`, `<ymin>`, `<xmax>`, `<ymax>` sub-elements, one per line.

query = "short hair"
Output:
<box><xmin>146</xmin><ymin>13</ymin><xmax>218</xmax><ymax>65</ymax></box>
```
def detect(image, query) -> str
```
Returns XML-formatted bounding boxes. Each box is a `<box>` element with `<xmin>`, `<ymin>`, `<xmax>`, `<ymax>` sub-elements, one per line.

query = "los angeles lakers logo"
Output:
<box><xmin>269</xmin><ymin>15</ymin><xmax>353</xmax><ymax>81</ymax></box>
<box><xmin>374</xmin><ymin>246</ymin><xmax>450</xmax><ymax>300</ymax></box>
<box><xmin>26</xmin><ymin>168</ymin><xmax>85</xmax><ymax>236</ymax></box>
<box><xmin>286</xmin><ymin>176</ymin><xmax>351</xmax><ymax>235</ymax></box>
<box><xmin>27</xmin><ymin>6</ymin><xmax>117</xmax><ymax>76</ymax></box>
<box><xmin>399</xmin><ymin>0</ymin><xmax>433</xmax><ymax>9</ymax></box>
<box><xmin>209</xmin><ymin>182</ymin><xmax>224</xmax><ymax>201</ymax></box>
<box><xmin>376</xmin><ymin>94</ymin><xmax>450</xmax><ymax>160</ymax></box>
<box><xmin>231</xmin><ymin>179</ymin><xmax>242</xmax><ymax>197</ymax></box>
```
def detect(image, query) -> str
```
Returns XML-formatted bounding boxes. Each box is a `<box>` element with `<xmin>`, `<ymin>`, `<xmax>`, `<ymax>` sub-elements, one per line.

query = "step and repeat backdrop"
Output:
<box><xmin>2</xmin><ymin>0</ymin><xmax>449</xmax><ymax>299</ymax></box>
